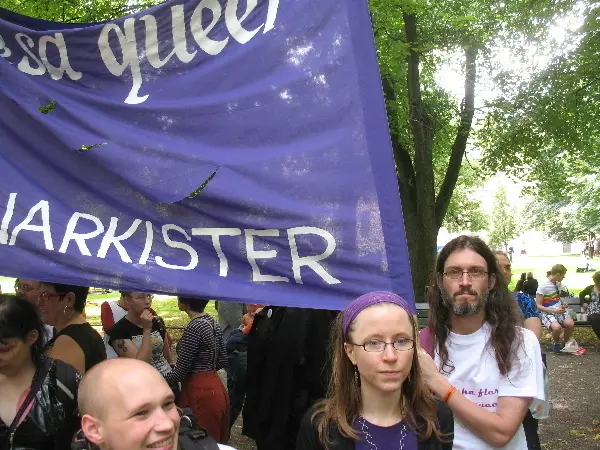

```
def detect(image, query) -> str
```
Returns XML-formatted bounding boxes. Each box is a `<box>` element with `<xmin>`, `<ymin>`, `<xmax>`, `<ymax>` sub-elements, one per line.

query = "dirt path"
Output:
<box><xmin>539</xmin><ymin>334</ymin><xmax>600</xmax><ymax>449</ymax></box>
<box><xmin>227</xmin><ymin>331</ymin><xmax>600</xmax><ymax>450</ymax></box>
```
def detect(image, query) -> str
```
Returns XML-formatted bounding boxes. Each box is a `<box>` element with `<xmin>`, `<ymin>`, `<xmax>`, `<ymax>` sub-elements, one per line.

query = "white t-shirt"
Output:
<box><xmin>434</xmin><ymin>323</ymin><xmax>544</xmax><ymax>450</ymax></box>
<box><xmin>218</xmin><ymin>446</ymin><xmax>236</xmax><ymax>450</ymax></box>
<box><xmin>103</xmin><ymin>300</ymin><xmax>127</xmax><ymax>358</ymax></box>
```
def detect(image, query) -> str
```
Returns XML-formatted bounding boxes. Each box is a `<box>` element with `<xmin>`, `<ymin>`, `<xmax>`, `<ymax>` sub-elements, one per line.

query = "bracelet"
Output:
<box><xmin>443</xmin><ymin>385</ymin><xmax>457</xmax><ymax>403</ymax></box>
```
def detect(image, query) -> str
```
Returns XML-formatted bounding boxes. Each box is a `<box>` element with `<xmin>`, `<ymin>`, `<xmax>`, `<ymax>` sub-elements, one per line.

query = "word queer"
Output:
<box><xmin>0</xmin><ymin>0</ymin><xmax>280</xmax><ymax>104</ymax></box>
<box><xmin>0</xmin><ymin>193</ymin><xmax>340</xmax><ymax>284</ymax></box>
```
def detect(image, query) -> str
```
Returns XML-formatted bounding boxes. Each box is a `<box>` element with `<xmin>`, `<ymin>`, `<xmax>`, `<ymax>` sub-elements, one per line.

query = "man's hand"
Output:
<box><xmin>417</xmin><ymin>349</ymin><xmax>450</xmax><ymax>397</ymax></box>
<box><xmin>140</xmin><ymin>309</ymin><xmax>154</xmax><ymax>331</ymax></box>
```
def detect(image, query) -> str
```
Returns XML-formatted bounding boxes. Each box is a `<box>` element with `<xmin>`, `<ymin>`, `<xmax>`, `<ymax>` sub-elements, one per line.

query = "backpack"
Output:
<box><xmin>178</xmin><ymin>408</ymin><xmax>220</xmax><ymax>450</ymax></box>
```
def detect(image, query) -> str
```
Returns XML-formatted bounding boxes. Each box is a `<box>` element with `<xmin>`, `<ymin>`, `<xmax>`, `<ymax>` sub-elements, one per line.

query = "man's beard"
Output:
<box><xmin>441</xmin><ymin>287</ymin><xmax>490</xmax><ymax>316</ymax></box>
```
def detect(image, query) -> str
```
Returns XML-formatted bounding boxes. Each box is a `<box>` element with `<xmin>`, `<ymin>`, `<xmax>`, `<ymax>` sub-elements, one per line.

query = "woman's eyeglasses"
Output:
<box><xmin>37</xmin><ymin>292</ymin><xmax>66</xmax><ymax>302</ymax></box>
<box><xmin>350</xmin><ymin>338</ymin><xmax>415</xmax><ymax>352</ymax></box>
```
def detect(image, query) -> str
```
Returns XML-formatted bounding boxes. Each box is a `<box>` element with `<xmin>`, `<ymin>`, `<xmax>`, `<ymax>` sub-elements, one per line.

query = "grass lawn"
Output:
<box><xmin>84</xmin><ymin>298</ymin><xmax>219</xmax><ymax>341</ymax></box>
<box><xmin>508</xmin><ymin>254</ymin><xmax>598</xmax><ymax>295</ymax></box>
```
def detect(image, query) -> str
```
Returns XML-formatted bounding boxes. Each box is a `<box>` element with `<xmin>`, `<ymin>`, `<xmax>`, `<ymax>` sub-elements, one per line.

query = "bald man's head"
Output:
<box><xmin>79</xmin><ymin>359</ymin><xmax>180</xmax><ymax>450</ymax></box>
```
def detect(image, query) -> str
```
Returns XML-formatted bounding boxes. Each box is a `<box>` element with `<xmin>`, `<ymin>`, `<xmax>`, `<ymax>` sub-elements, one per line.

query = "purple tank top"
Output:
<box><xmin>353</xmin><ymin>416</ymin><xmax>418</xmax><ymax>450</ymax></box>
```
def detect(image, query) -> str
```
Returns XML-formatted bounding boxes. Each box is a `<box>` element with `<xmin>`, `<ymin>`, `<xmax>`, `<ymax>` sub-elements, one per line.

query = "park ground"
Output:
<box><xmin>2</xmin><ymin>254</ymin><xmax>599</xmax><ymax>449</ymax></box>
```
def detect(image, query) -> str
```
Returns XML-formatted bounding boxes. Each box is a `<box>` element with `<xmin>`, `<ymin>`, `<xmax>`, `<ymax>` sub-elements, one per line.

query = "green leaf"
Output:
<box><xmin>38</xmin><ymin>101</ymin><xmax>57</xmax><ymax>114</ymax></box>
<box><xmin>79</xmin><ymin>143</ymin><xmax>106</xmax><ymax>151</ymax></box>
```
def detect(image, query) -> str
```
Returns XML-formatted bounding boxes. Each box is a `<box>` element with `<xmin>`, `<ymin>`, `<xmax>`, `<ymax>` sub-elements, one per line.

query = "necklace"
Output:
<box><xmin>358</xmin><ymin>416</ymin><xmax>407</xmax><ymax>450</ymax></box>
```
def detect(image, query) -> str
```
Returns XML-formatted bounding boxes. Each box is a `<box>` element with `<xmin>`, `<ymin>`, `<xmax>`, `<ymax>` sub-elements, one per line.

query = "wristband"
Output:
<box><xmin>443</xmin><ymin>385</ymin><xmax>457</xmax><ymax>403</ymax></box>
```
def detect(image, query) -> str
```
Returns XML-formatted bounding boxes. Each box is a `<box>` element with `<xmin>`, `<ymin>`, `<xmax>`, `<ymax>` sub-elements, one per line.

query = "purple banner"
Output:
<box><xmin>0</xmin><ymin>0</ymin><xmax>414</xmax><ymax>310</ymax></box>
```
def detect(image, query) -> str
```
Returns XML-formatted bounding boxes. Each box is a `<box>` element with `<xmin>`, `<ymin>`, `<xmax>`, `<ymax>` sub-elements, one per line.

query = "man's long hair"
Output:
<box><xmin>427</xmin><ymin>235</ymin><xmax>523</xmax><ymax>376</ymax></box>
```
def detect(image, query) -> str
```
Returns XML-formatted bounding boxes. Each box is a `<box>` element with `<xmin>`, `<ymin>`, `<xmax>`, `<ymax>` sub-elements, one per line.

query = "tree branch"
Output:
<box><xmin>435</xmin><ymin>47</ymin><xmax>477</xmax><ymax>229</ymax></box>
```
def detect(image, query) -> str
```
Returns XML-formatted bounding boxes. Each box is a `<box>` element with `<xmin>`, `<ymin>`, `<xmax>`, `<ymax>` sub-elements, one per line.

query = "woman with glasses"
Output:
<box><xmin>38</xmin><ymin>282</ymin><xmax>106</xmax><ymax>374</ymax></box>
<box><xmin>296</xmin><ymin>291</ymin><xmax>453</xmax><ymax>450</ymax></box>
<box><xmin>0</xmin><ymin>295</ymin><xmax>81</xmax><ymax>449</ymax></box>
<box><xmin>107</xmin><ymin>292</ymin><xmax>173</xmax><ymax>376</ymax></box>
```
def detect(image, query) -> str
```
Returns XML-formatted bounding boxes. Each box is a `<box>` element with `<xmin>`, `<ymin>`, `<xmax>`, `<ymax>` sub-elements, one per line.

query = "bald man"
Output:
<box><xmin>78</xmin><ymin>359</ymin><xmax>236</xmax><ymax>450</ymax></box>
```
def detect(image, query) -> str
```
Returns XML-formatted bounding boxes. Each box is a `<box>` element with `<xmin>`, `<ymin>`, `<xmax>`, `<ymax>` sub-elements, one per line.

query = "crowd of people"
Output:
<box><xmin>2</xmin><ymin>235</ymin><xmax>600</xmax><ymax>449</ymax></box>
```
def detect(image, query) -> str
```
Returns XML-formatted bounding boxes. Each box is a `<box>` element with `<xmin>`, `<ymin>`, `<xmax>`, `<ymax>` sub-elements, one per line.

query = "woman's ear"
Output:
<box><xmin>26</xmin><ymin>329</ymin><xmax>39</xmax><ymax>346</ymax></box>
<box><xmin>63</xmin><ymin>292</ymin><xmax>76</xmax><ymax>308</ymax></box>
<box><xmin>344</xmin><ymin>342</ymin><xmax>357</xmax><ymax>366</ymax></box>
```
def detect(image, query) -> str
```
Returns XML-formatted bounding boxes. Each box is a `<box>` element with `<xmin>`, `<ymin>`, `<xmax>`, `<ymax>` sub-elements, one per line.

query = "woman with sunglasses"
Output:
<box><xmin>296</xmin><ymin>292</ymin><xmax>453</xmax><ymax>450</ymax></box>
<box><xmin>38</xmin><ymin>282</ymin><xmax>106</xmax><ymax>374</ymax></box>
<box><xmin>0</xmin><ymin>295</ymin><xmax>81</xmax><ymax>449</ymax></box>
<box><xmin>107</xmin><ymin>292</ymin><xmax>173</xmax><ymax>375</ymax></box>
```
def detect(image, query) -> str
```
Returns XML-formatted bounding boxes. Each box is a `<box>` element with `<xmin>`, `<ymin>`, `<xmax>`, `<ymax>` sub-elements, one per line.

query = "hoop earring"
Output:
<box><xmin>63</xmin><ymin>305</ymin><xmax>74</xmax><ymax>320</ymax></box>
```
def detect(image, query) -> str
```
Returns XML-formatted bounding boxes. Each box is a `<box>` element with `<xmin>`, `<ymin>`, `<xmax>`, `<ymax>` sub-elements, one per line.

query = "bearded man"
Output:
<box><xmin>418</xmin><ymin>235</ymin><xmax>544</xmax><ymax>450</ymax></box>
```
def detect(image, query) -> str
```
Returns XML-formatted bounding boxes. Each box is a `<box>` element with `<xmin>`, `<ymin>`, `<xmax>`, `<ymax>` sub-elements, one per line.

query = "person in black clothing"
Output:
<box><xmin>0</xmin><ymin>295</ymin><xmax>81</xmax><ymax>450</ymax></box>
<box><xmin>515</xmin><ymin>273</ymin><xmax>527</xmax><ymax>292</ymax></box>
<box><xmin>108</xmin><ymin>292</ymin><xmax>173</xmax><ymax>376</ymax></box>
<box><xmin>296</xmin><ymin>292</ymin><xmax>452</xmax><ymax>450</ymax></box>
<box><xmin>38</xmin><ymin>283</ymin><xmax>106</xmax><ymax>373</ymax></box>
<box><xmin>243</xmin><ymin>306</ymin><xmax>338</xmax><ymax>450</ymax></box>
<box><xmin>523</xmin><ymin>272</ymin><xmax>539</xmax><ymax>298</ymax></box>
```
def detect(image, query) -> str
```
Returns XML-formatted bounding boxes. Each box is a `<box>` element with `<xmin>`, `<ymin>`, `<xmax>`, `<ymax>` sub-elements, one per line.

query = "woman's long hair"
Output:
<box><xmin>0</xmin><ymin>294</ymin><xmax>45</xmax><ymax>366</ymax></box>
<box><xmin>312</xmin><ymin>306</ymin><xmax>442</xmax><ymax>446</ymax></box>
<box><xmin>428</xmin><ymin>235</ymin><xmax>523</xmax><ymax>376</ymax></box>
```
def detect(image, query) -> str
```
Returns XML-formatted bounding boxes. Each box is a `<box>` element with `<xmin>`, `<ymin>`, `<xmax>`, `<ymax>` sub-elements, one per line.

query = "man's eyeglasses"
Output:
<box><xmin>350</xmin><ymin>338</ymin><xmax>415</xmax><ymax>352</ymax></box>
<box><xmin>443</xmin><ymin>268</ymin><xmax>488</xmax><ymax>280</ymax></box>
<box><xmin>15</xmin><ymin>283</ymin><xmax>39</xmax><ymax>293</ymax></box>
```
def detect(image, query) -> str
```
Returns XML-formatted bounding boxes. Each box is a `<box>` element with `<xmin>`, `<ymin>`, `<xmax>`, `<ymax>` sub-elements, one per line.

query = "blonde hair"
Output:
<box><xmin>312</xmin><ymin>307</ymin><xmax>443</xmax><ymax>445</ymax></box>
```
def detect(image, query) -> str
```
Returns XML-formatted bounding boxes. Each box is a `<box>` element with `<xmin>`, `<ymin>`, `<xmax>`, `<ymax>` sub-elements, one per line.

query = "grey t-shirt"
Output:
<box><xmin>217</xmin><ymin>302</ymin><xmax>244</xmax><ymax>341</ymax></box>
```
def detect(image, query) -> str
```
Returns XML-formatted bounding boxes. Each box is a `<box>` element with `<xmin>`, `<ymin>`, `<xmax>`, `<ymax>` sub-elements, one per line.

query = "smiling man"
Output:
<box><xmin>418</xmin><ymin>235</ymin><xmax>545</xmax><ymax>450</ymax></box>
<box><xmin>77</xmin><ymin>358</ymin><xmax>236</xmax><ymax>450</ymax></box>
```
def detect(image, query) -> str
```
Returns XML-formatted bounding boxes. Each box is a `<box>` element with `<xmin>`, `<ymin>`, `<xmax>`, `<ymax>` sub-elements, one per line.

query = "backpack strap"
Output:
<box><xmin>8</xmin><ymin>357</ymin><xmax>52</xmax><ymax>443</ymax></box>
<box><xmin>54</xmin><ymin>359</ymin><xmax>79</xmax><ymax>411</ymax></box>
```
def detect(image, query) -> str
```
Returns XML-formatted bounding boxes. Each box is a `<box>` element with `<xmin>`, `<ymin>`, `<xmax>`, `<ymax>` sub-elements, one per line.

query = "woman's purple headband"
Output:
<box><xmin>342</xmin><ymin>291</ymin><xmax>412</xmax><ymax>337</ymax></box>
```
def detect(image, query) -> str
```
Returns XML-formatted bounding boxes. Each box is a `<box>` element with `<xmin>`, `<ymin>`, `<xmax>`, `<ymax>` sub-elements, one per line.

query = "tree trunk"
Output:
<box><xmin>401</xmin><ymin>12</ymin><xmax>438</xmax><ymax>299</ymax></box>
<box><xmin>387</xmin><ymin>12</ymin><xmax>478</xmax><ymax>298</ymax></box>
